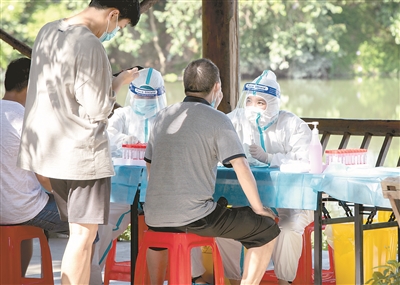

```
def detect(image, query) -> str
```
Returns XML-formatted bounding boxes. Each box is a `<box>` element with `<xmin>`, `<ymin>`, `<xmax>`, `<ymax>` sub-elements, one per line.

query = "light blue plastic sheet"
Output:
<box><xmin>110</xmin><ymin>165</ymin><xmax>145</xmax><ymax>204</ymax></box>
<box><xmin>319</xmin><ymin>167</ymin><xmax>397</xmax><ymax>208</ymax></box>
<box><xmin>139</xmin><ymin>168</ymin><xmax>148</xmax><ymax>203</ymax></box>
<box><xmin>214</xmin><ymin>167</ymin><xmax>321</xmax><ymax>210</ymax></box>
<box><xmin>112</xmin><ymin>165</ymin><xmax>396</xmax><ymax>208</ymax></box>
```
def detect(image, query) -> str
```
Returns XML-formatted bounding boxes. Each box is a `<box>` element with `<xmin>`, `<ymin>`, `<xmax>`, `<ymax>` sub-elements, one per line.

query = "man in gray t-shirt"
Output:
<box><xmin>144</xmin><ymin>58</ymin><xmax>280</xmax><ymax>285</ymax></box>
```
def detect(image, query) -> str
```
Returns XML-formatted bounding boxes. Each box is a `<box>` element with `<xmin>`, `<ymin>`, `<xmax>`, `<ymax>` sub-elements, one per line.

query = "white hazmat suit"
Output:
<box><xmin>218</xmin><ymin>70</ymin><xmax>313</xmax><ymax>282</ymax></box>
<box><xmin>90</xmin><ymin>68</ymin><xmax>206</xmax><ymax>284</ymax></box>
<box><xmin>91</xmin><ymin>68</ymin><xmax>167</xmax><ymax>284</ymax></box>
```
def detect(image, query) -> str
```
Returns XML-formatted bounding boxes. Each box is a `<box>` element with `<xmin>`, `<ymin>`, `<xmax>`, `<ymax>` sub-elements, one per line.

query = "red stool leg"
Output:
<box><xmin>134</xmin><ymin>231</ymin><xmax>225</xmax><ymax>285</ymax></box>
<box><xmin>104</xmin><ymin>239</ymin><xmax>118</xmax><ymax>285</ymax></box>
<box><xmin>0</xmin><ymin>225</ymin><xmax>54</xmax><ymax>285</ymax></box>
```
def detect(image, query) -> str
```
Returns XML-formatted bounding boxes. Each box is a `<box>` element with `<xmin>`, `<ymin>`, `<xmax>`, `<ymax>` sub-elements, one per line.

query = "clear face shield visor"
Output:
<box><xmin>236</xmin><ymin>83</ymin><xmax>281</xmax><ymax>123</ymax></box>
<box><xmin>125</xmin><ymin>83</ymin><xmax>167</xmax><ymax>119</ymax></box>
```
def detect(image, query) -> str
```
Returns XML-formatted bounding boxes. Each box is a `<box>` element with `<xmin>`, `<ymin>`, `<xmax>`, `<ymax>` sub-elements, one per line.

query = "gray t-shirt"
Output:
<box><xmin>18</xmin><ymin>20</ymin><xmax>115</xmax><ymax>180</ymax></box>
<box><xmin>144</xmin><ymin>96</ymin><xmax>245</xmax><ymax>227</ymax></box>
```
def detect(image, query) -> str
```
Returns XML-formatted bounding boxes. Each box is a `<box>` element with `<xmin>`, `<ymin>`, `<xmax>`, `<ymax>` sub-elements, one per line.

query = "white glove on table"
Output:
<box><xmin>249</xmin><ymin>144</ymin><xmax>271</xmax><ymax>164</ymax></box>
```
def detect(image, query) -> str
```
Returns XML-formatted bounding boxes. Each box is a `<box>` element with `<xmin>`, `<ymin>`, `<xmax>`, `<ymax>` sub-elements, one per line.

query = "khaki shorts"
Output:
<box><xmin>50</xmin><ymin>177</ymin><xmax>111</xmax><ymax>225</ymax></box>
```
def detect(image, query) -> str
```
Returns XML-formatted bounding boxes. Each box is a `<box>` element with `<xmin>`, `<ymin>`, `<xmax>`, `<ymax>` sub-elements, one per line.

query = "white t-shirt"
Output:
<box><xmin>0</xmin><ymin>100</ymin><xmax>48</xmax><ymax>224</ymax></box>
<box><xmin>18</xmin><ymin>20</ymin><xmax>115</xmax><ymax>180</ymax></box>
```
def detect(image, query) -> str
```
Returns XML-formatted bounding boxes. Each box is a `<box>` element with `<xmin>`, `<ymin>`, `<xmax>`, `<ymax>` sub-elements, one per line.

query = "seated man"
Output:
<box><xmin>219</xmin><ymin>70</ymin><xmax>313</xmax><ymax>285</ymax></box>
<box><xmin>0</xmin><ymin>57</ymin><xmax>69</xmax><ymax>275</ymax></box>
<box><xmin>143</xmin><ymin>58</ymin><xmax>280</xmax><ymax>285</ymax></box>
<box><xmin>91</xmin><ymin>68</ymin><xmax>208</xmax><ymax>284</ymax></box>
<box><xmin>90</xmin><ymin>67</ymin><xmax>165</xmax><ymax>283</ymax></box>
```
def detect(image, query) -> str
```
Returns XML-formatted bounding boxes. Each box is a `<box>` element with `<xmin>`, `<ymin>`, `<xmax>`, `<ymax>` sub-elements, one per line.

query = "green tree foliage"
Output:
<box><xmin>330</xmin><ymin>0</ymin><xmax>400</xmax><ymax>77</ymax></box>
<box><xmin>238</xmin><ymin>0</ymin><xmax>346</xmax><ymax>78</ymax></box>
<box><xmin>0</xmin><ymin>0</ymin><xmax>399</xmax><ymax>79</ymax></box>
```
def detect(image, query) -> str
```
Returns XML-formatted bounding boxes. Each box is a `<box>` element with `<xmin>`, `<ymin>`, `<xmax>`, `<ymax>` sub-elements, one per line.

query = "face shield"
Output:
<box><xmin>125</xmin><ymin>68</ymin><xmax>167</xmax><ymax>119</ymax></box>
<box><xmin>230</xmin><ymin>70</ymin><xmax>281</xmax><ymax>158</ymax></box>
<box><xmin>237</xmin><ymin>71</ymin><xmax>281</xmax><ymax>129</ymax></box>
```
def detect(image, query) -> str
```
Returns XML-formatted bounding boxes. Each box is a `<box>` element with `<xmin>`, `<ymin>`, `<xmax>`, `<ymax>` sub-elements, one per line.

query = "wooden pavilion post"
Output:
<box><xmin>202</xmin><ymin>0</ymin><xmax>239</xmax><ymax>114</ymax></box>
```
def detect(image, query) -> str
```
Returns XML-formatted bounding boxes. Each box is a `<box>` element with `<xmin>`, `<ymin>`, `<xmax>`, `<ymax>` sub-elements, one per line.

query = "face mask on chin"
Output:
<box><xmin>99</xmin><ymin>14</ymin><xmax>120</xmax><ymax>43</ymax></box>
<box><xmin>210</xmin><ymin>90</ymin><xmax>220</xmax><ymax>109</ymax></box>
<box><xmin>210</xmin><ymin>97</ymin><xmax>216</xmax><ymax>108</ymax></box>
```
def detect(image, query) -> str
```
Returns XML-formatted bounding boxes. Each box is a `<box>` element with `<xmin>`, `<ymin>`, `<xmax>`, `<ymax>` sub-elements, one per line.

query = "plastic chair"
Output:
<box><xmin>262</xmin><ymin>222</ymin><xmax>336</xmax><ymax>284</ymax></box>
<box><xmin>103</xmin><ymin>239</ymin><xmax>131</xmax><ymax>285</ymax></box>
<box><xmin>0</xmin><ymin>225</ymin><xmax>54</xmax><ymax>285</ymax></box>
<box><xmin>104</xmin><ymin>214</ymin><xmax>148</xmax><ymax>285</ymax></box>
<box><xmin>134</xmin><ymin>231</ymin><xmax>225</xmax><ymax>285</ymax></box>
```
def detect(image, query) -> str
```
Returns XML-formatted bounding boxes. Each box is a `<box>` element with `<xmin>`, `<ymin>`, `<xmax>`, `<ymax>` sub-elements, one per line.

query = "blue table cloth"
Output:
<box><xmin>214</xmin><ymin>167</ymin><xmax>321</xmax><ymax>210</ymax></box>
<box><xmin>111</xmin><ymin>165</ymin><xmax>397</xmax><ymax>209</ymax></box>
<box><xmin>110</xmin><ymin>165</ymin><xmax>145</xmax><ymax>204</ymax></box>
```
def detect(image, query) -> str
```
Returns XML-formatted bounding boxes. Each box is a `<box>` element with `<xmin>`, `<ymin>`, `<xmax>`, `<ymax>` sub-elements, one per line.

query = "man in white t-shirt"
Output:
<box><xmin>17</xmin><ymin>1</ymin><xmax>141</xmax><ymax>284</ymax></box>
<box><xmin>0</xmin><ymin>57</ymin><xmax>69</xmax><ymax>275</ymax></box>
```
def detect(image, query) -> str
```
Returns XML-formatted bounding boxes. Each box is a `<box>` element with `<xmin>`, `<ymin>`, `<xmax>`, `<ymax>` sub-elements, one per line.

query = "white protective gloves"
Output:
<box><xmin>122</xmin><ymin>135</ymin><xmax>139</xmax><ymax>144</ymax></box>
<box><xmin>249</xmin><ymin>144</ymin><xmax>272</xmax><ymax>164</ymax></box>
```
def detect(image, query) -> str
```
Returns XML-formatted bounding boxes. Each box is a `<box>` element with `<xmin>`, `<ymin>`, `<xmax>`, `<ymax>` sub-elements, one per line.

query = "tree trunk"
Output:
<box><xmin>148</xmin><ymin>7</ymin><xmax>166</xmax><ymax>74</ymax></box>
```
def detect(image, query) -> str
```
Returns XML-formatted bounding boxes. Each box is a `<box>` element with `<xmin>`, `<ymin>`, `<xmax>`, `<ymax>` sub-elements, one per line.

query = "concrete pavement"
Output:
<box><xmin>25</xmin><ymin>236</ymin><xmax>331</xmax><ymax>285</ymax></box>
<box><xmin>26</xmin><ymin>237</ymin><xmax>131</xmax><ymax>285</ymax></box>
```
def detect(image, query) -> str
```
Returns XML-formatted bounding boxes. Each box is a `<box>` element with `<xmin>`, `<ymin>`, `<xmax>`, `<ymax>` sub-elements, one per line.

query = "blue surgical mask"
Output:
<box><xmin>210</xmin><ymin>100</ymin><xmax>216</xmax><ymax>108</ymax></box>
<box><xmin>132</xmin><ymin>99</ymin><xmax>158</xmax><ymax>118</ymax></box>
<box><xmin>99</xmin><ymin>15</ymin><xmax>120</xmax><ymax>43</ymax></box>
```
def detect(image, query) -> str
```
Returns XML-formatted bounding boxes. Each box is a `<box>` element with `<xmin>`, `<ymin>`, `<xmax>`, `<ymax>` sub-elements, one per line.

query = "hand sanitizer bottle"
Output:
<box><xmin>308</xmin><ymin>122</ymin><xmax>323</xmax><ymax>174</ymax></box>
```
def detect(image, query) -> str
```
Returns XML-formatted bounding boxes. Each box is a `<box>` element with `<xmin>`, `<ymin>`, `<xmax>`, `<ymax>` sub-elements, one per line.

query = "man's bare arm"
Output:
<box><xmin>230</xmin><ymin>157</ymin><xmax>276</xmax><ymax>219</ymax></box>
<box><xmin>35</xmin><ymin>173</ymin><xmax>52</xmax><ymax>192</ymax></box>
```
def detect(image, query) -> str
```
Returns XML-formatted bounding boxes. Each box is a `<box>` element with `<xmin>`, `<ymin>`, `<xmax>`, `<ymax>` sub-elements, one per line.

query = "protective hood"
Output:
<box><xmin>236</xmin><ymin>70</ymin><xmax>281</xmax><ymax>129</ymax></box>
<box><xmin>125</xmin><ymin>67</ymin><xmax>167</xmax><ymax>119</ymax></box>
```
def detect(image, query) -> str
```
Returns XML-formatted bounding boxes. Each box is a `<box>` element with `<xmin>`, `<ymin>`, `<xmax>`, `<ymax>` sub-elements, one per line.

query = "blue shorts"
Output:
<box><xmin>20</xmin><ymin>193</ymin><xmax>69</xmax><ymax>235</ymax></box>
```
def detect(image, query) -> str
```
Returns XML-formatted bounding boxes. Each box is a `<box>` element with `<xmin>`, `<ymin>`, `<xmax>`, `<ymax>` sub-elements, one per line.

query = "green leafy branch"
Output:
<box><xmin>366</xmin><ymin>260</ymin><xmax>400</xmax><ymax>285</ymax></box>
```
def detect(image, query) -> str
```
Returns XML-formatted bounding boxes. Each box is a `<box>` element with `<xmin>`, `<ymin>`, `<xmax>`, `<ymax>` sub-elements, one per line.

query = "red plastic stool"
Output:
<box><xmin>104</xmin><ymin>239</ymin><xmax>131</xmax><ymax>285</ymax></box>
<box><xmin>262</xmin><ymin>222</ymin><xmax>335</xmax><ymax>285</ymax></box>
<box><xmin>134</xmin><ymin>231</ymin><xmax>225</xmax><ymax>285</ymax></box>
<box><xmin>104</xmin><ymin>215</ymin><xmax>148</xmax><ymax>285</ymax></box>
<box><xmin>0</xmin><ymin>225</ymin><xmax>54</xmax><ymax>285</ymax></box>
<box><xmin>303</xmin><ymin>222</ymin><xmax>336</xmax><ymax>284</ymax></box>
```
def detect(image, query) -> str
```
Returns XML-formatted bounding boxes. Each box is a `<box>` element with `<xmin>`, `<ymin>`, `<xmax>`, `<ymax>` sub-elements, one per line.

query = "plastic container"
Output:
<box><xmin>122</xmin><ymin>143</ymin><xmax>147</xmax><ymax>160</ymax></box>
<box><xmin>330</xmin><ymin>223</ymin><xmax>397</xmax><ymax>284</ymax></box>
<box><xmin>325</xmin><ymin>149</ymin><xmax>367</xmax><ymax>165</ymax></box>
<box><xmin>308</xmin><ymin>122</ymin><xmax>323</xmax><ymax>174</ymax></box>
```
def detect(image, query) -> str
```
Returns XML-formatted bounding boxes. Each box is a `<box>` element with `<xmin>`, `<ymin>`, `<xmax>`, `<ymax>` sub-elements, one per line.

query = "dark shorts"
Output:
<box><xmin>20</xmin><ymin>193</ymin><xmax>69</xmax><ymax>235</ymax></box>
<box><xmin>148</xmin><ymin>204</ymin><xmax>280</xmax><ymax>249</ymax></box>
<box><xmin>50</xmin><ymin>177</ymin><xmax>111</xmax><ymax>225</ymax></box>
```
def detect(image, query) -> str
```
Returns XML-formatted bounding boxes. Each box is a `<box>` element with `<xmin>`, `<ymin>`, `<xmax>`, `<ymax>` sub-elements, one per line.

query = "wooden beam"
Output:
<box><xmin>302</xmin><ymin>118</ymin><xmax>400</xmax><ymax>137</ymax></box>
<box><xmin>0</xmin><ymin>28</ymin><xmax>32</xmax><ymax>58</ymax></box>
<box><xmin>202</xmin><ymin>0</ymin><xmax>239</xmax><ymax>114</ymax></box>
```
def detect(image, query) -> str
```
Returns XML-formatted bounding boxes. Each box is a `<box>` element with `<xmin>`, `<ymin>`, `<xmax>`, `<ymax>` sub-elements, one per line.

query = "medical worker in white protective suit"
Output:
<box><xmin>90</xmin><ymin>67</ymin><xmax>166</xmax><ymax>284</ymax></box>
<box><xmin>90</xmin><ymin>67</ymin><xmax>207</xmax><ymax>284</ymax></box>
<box><xmin>217</xmin><ymin>70</ymin><xmax>314</xmax><ymax>285</ymax></box>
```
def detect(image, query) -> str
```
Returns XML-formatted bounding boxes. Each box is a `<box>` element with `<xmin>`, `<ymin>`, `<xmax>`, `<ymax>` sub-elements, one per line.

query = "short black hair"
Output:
<box><xmin>184</xmin><ymin>58</ymin><xmax>220</xmax><ymax>96</ymax></box>
<box><xmin>5</xmin><ymin>57</ymin><xmax>31</xmax><ymax>92</ymax></box>
<box><xmin>89</xmin><ymin>0</ymin><xmax>141</xmax><ymax>27</ymax></box>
